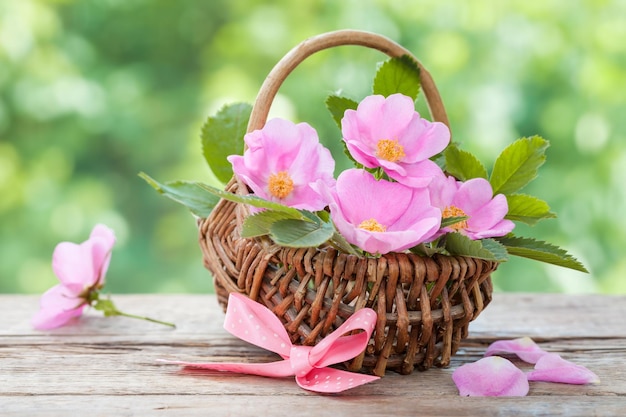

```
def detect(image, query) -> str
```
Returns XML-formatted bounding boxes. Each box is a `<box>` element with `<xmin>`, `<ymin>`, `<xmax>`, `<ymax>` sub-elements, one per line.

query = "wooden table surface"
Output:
<box><xmin>2</xmin><ymin>293</ymin><xmax>625</xmax><ymax>416</ymax></box>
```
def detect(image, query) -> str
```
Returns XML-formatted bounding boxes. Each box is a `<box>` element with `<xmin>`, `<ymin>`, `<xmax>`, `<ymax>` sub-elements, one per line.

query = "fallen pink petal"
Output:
<box><xmin>526</xmin><ymin>353</ymin><xmax>600</xmax><ymax>385</ymax></box>
<box><xmin>484</xmin><ymin>336</ymin><xmax>549</xmax><ymax>364</ymax></box>
<box><xmin>452</xmin><ymin>356</ymin><xmax>529</xmax><ymax>397</ymax></box>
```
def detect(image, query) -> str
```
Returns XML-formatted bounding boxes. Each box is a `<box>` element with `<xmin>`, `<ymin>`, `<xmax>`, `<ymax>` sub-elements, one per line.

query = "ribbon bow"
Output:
<box><xmin>166</xmin><ymin>293</ymin><xmax>379</xmax><ymax>393</ymax></box>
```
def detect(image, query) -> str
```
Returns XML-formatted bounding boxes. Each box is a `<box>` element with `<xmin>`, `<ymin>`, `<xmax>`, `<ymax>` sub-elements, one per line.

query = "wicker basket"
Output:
<box><xmin>199</xmin><ymin>29</ymin><xmax>498</xmax><ymax>376</ymax></box>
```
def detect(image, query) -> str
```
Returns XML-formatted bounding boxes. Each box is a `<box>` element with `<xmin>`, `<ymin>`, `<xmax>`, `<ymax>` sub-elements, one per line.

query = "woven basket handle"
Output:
<box><xmin>246</xmin><ymin>29</ymin><xmax>450</xmax><ymax>134</ymax></box>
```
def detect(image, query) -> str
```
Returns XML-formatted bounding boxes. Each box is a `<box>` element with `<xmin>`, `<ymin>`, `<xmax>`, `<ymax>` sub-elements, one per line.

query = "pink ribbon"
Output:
<box><xmin>166</xmin><ymin>293</ymin><xmax>379</xmax><ymax>393</ymax></box>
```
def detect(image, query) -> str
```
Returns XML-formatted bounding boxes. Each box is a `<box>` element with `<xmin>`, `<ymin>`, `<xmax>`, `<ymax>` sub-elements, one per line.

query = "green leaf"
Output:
<box><xmin>269</xmin><ymin>219</ymin><xmax>335</xmax><ymax>248</ymax></box>
<box><xmin>444</xmin><ymin>233</ymin><xmax>509</xmax><ymax>262</ymax></box>
<box><xmin>441</xmin><ymin>216</ymin><xmax>469</xmax><ymax>228</ymax></box>
<box><xmin>201</xmin><ymin>103</ymin><xmax>252</xmax><ymax>184</ymax></box>
<box><xmin>139</xmin><ymin>172</ymin><xmax>220</xmax><ymax>218</ymax></box>
<box><xmin>505</xmin><ymin>194</ymin><xmax>557</xmax><ymax>225</ymax></box>
<box><xmin>242</xmin><ymin>210</ymin><xmax>312</xmax><ymax>238</ymax></box>
<box><xmin>325</xmin><ymin>95</ymin><xmax>358</xmax><ymax>129</ymax></box>
<box><xmin>194</xmin><ymin>182</ymin><xmax>307</xmax><ymax>219</ymax></box>
<box><xmin>328</xmin><ymin>231</ymin><xmax>359</xmax><ymax>255</ymax></box>
<box><xmin>490</xmin><ymin>136</ymin><xmax>549</xmax><ymax>195</ymax></box>
<box><xmin>372</xmin><ymin>55</ymin><xmax>421</xmax><ymax>99</ymax></box>
<box><xmin>443</xmin><ymin>145</ymin><xmax>488</xmax><ymax>180</ymax></box>
<box><xmin>325</xmin><ymin>95</ymin><xmax>363</xmax><ymax>168</ymax></box>
<box><xmin>410</xmin><ymin>243</ymin><xmax>447</xmax><ymax>257</ymax></box>
<box><xmin>496</xmin><ymin>235</ymin><xmax>588</xmax><ymax>272</ymax></box>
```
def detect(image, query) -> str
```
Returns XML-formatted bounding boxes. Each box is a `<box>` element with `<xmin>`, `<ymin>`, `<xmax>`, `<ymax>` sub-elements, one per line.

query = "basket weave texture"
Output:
<box><xmin>199</xmin><ymin>30</ymin><xmax>498</xmax><ymax>376</ymax></box>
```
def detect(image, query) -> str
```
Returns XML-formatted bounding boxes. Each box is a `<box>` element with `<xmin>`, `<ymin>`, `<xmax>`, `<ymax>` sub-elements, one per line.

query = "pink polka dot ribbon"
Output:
<box><xmin>165</xmin><ymin>292</ymin><xmax>379</xmax><ymax>393</ymax></box>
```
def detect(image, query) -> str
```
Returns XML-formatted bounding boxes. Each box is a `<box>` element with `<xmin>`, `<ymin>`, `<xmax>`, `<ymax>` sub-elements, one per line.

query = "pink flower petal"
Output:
<box><xmin>52</xmin><ymin>225</ymin><xmax>116</xmax><ymax>293</ymax></box>
<box><xmin>485</xmin><ymin>337</ymin><xmax>549</xmax><ymax>364</ymax></box>
<box><xmin>452</xmin><ymin>356</ymin><xmax>529</xmax><ymax>397</ymax></box>
<box><xmin>527</xmin><ymin>353</ymin><xmax>600</xmax><ymax>385</ymax></box>
<box><xmin>32</xmin><ymin>285</ymin><xmax>86</xmax><ymax>330</ymax></box>
<box><xmin>89</xmin><ymin>224</ymin><xmax>116</xmax><ymax>287</ymax></box>
<box><xmin>52</xmin><ymin>241</ymin><xmax>99</xmax><ymax>294</ymax></box>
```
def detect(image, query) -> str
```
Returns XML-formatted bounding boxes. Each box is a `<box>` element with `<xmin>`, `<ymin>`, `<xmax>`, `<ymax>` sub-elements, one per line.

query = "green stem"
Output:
<box><xmin>92</xmin><ymin>294</ymin><xmax>176</xmax><ymax>328</ymax></box>
<box><xmin>114</xmin><ymin>311</ymin><xmax>176</xmax><ymax>328</ymax></box>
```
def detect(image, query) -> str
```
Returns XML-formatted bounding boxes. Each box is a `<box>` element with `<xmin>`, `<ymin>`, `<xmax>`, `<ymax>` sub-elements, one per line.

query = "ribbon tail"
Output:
<box><xmin>159</xmin><ymin>359</ymin><xmax>294</xmax><ymax>378</ymax></box>
<box><xmin>296</xmin><ymin>368</ymin><xmax>379</xmax><ymax>393</ymax></box>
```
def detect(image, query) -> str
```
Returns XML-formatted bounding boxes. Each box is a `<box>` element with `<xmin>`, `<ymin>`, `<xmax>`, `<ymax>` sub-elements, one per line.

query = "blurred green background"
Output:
<box><xmin>1</xmin><ymin>0</ymin><xmax>625</xmax><ymax>295</ymax></box>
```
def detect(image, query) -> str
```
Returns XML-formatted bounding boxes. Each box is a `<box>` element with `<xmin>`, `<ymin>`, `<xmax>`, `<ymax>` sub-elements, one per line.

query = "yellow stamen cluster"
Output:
<box><xmin>442</xmin><ymin>205</ymin><xmax>469</xmax><ymax>231</ymax></box>
<box><xmin>358</xmin><ymin>218</ymin><xmax>387</xmax><ymax>233</ymax></box>
<box><xmin>268</xmin><ymin>171</ymin><xmax>294</xmax><ymax>199</ymax></box>
<box><xmin>376</xmin><ymin>139</ymin><xmax>405</xmax><ymax>162</ymax></box>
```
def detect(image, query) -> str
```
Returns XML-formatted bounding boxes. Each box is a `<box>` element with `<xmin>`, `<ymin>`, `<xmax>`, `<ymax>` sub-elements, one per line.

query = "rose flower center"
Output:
<box><xmin>358</xmin><ymin>218</ymin><xmax>387</xmax><ymax>233</ymax></box>
<box><xmin>376</xmin><ymin>139</ymin><xmax>405</xmax><ymax>162</ymax></box>
<box><xmin>268</xmin><ymin>171</ymin><xmax>294</xmax><ymax>199</ymax></box>
<box><xmin>442</xmin><ymin>205</ymin><xmax>469</xmax><ymax>231</ymax></box>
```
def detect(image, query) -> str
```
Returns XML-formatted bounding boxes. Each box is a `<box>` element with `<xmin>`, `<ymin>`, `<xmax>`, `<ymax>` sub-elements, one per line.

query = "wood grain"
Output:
<box><xmin>2</xmin><ymin>294</ymin><xmax>625</xmax><ymax>416</ymax></box>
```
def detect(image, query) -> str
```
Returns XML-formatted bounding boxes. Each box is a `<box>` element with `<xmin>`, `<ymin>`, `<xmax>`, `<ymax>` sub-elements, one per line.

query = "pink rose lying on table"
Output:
<box><xmin>32</xmin><ymin>224</ymin><xmax>174</xmax><ymax>330</ymax></box>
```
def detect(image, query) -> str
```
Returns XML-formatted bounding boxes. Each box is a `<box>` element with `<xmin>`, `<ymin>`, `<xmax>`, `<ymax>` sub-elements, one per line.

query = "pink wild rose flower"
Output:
<box><xmin>32</xmin><ymin>224</ymin><xmax>116</xmax><ymax>330</ymax></box>
<box><xmin>228</xmin><ymin>118</ymin><xmax>335</xmax><ymax>211</ymax></box>
<box><xmin>429</xmin><ymin>174</ymin><xmax>515</xmax><ymax>240</ymax></box>
<box><xmin>341</xmin><ymin>93</ymin><xmax>450</xmax><ymax>187</ymax></box>
<box><xmin>317</xmin><ymin>169</ymin><xmax>441</xmax><ymax>255</ymax></box>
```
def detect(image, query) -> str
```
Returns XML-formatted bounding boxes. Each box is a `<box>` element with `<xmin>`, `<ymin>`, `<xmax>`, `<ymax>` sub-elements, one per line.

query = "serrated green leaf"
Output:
<box><xmin>139</xmin><ymin>172</ymin><xmax>220</xmax><ymax>218</ymax></box>
<box><xmin>496</xmin><ymin>235</ymin><xmax>588</xmax><ymax>272</ymax></box>
<box><xmin>490</xmin><ymin>136</ymin><xmax>549</xmax><ymax>195</ymax></box>
<box><xmin>241</xmin><ymin>210</ymin><xmax>305</xmax><ymax>238</ymax></box>
<box><xmin>444</xmin><ymin>233</ymin><xmax>509</xmax><ymax>262</ymax></box>
<box><xmin>269</xmin><ymin>219</ymin><xmax>335</xmax><ymax>248</ymax></box>
<box><xmin>201</xmin><ymin>103</ymin><xmax>252</xmax><ymax>184</ymax></box>
<box><xmin>443</xmin><ymin>145</ymin><xmax>488</xmax><ymax>180</ymax></box>
<box><xmin>372</xmin><ymin>55</ymin><xmax>421</xmax><ymax>99</ymax></box>
<box><xmin>505</xmin><ymin>194</ymin><xmax>557</xmax><ymax>225</ymax></box>
<box><xmin>326</xmin><ymin>95</ymin><xmax>358</xmax><ymax>129</ymax></box>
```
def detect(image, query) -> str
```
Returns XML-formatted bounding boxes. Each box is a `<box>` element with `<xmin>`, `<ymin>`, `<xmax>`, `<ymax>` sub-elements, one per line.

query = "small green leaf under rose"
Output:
<box><xmin>269</xmin><ymin>218</ymin><xmax>335</xmax><ymax>248</ymax></box>
<box><xmin>444</xmin><ymin>233</ymin><xmax>509</xmax><ymax>262</ymax></box>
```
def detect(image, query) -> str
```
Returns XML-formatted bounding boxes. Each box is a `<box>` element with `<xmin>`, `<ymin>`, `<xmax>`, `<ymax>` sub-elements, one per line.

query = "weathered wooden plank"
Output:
<box><xmin>1</xmin><ymin>395</ymin><xmax>625</xmax><ymax>417</ymax></box>
<box><xmin>2</xmin><ymin>294</ymin><xmax>625</xmax><ymax>416</ymax></box>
